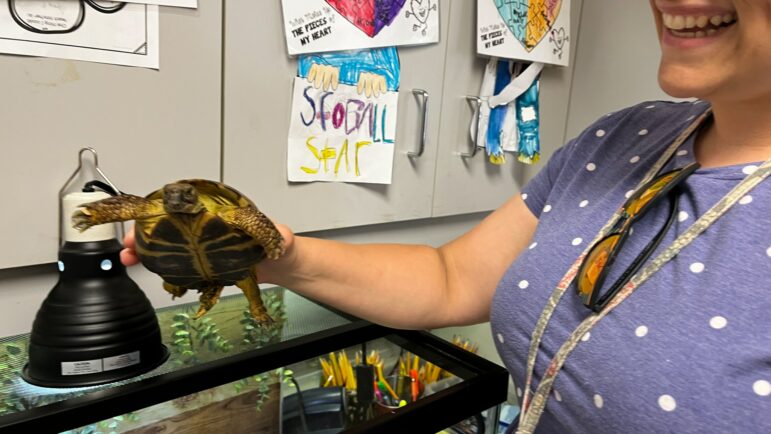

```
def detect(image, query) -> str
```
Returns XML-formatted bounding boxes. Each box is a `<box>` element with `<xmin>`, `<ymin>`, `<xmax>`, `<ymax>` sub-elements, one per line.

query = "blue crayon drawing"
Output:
<box><xmin>298</xmin><ymin>46</ymin><xmax>400</xmax><ymax>93</ymax></box>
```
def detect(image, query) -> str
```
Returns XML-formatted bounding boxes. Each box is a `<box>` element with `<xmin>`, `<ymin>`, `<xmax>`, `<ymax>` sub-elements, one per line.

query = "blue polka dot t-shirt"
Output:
<box><xmin>490</xmin><ymin>101</ymin><xmax>770</xmax><ymax>433</ymax></box>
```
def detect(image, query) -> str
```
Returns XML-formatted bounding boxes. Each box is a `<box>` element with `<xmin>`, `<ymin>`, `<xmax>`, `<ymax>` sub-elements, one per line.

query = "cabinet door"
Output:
<box><xmin>223</xmin><ymin>0</ymin><xmax>450</xmax><ymax>233</ymax></box>
<box><xmin>0</xmin><ymin>4</ymin><xmax>222</xmax><ymax>269</ymax></box>
<box><xmin>431</xmin><ymin>0</ymin><xmax>583</xmax><ymax>217</ymax></box>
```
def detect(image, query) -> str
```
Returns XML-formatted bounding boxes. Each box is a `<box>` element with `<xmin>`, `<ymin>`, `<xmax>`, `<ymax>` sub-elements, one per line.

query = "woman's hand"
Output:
<box><xmin>120</xmin><ymin>226</ymin><xmax>141</xmax><ymax>266</ymax></box>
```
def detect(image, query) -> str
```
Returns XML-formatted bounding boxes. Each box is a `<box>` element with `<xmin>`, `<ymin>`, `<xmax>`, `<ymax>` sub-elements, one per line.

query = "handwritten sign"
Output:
<box><xmin>477</xmin><ymin>0</ymin><xmax>571</xmax><ymax>66</ymax></box>
<box><xmin>281</xmin><ymin>0</ymin><xmax>439</xmax><ymax>55</ymax></box>
<box><xmin>287</xmin><ymin>77</ymin><xmax>397</xmax><ymax>184</ymax></box>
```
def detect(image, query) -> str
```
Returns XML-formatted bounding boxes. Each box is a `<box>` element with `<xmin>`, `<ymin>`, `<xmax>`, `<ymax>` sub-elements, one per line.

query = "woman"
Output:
<box><xmin>122</xmin><ymin>1</ymin><xmax>770</xmax><ymax>432</ymax></box>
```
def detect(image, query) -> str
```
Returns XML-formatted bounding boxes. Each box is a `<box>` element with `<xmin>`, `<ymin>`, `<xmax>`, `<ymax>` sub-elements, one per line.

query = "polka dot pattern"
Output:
<box><xmin>658</xmin><ymin>395</ymin><xmax>677</xmax><ymax>412</ymax></box>
<box><xmin>554</xmin><ymin>389</ymin><xmax>562</xmax><ymax>402</ymax></box>
<box><xmin>522</xmin><ymin>193</ymin><xmax>528</xmax><ymax>200</ymax></box>
<box><xmin>742</xmin><ymin>165</ymin><xmax>758</xmax><ymax>175</ymax></box>
<box><xmin>754</xmin><ymin>380</ymin><xmax>771</xmax><ymax>397</ymax></box>
<box><xmin>709</xmin><ymin>316</ymin><xmax>727</xmax><ymax>329</ymax></box>
<box><xmin>487</xmin><ymin>102</ymin><xmax>769</xmax><ymax>433</ymax></box>
<box><xmin>497</xmin><ymin>333</ymin><xmax>504</xmax><ymax>344</ymax></box>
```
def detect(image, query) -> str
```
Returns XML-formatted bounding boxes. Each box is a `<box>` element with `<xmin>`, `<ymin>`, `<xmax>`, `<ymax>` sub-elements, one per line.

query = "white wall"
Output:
<box><xmin>565</xmin><ymin>0</ymin><xmax>674</xmax><ymax>139</ymax></box>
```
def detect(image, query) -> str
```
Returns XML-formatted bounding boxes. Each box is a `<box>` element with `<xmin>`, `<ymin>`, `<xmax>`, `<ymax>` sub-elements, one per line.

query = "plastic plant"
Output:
<box><xmin>169</xmin><ymin>309</ymin><xmax>232</xmax><ymax>367</ymax></box>
<box><xmin>240</xmin><ymin>291</ymin><xmax>287</xmax><ymax>347</ymax></box>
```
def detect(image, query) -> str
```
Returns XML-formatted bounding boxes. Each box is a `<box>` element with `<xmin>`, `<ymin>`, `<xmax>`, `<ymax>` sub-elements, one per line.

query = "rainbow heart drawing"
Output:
<box><xmin>494</xmin><ymin>0</ymin><xmax>562</xmax><ymax>51</ymax></box>
<box><xmin>326</xmin><ymin>0</ymin><xmax>407</xmax><ymax>37</ymax></box>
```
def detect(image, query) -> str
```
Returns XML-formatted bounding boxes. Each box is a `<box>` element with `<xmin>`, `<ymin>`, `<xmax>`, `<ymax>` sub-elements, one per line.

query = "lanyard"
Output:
<box><xmin>515</xmin><ymin>108</ymin><xmax>771</xmax><ymax>433</ymax></box>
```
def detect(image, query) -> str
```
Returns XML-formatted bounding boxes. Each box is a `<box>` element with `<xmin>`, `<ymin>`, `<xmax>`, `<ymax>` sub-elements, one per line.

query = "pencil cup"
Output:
<box><xmin>373</xmin><ymin>375</ymin><xmax>423</xmax><ymax>415</ymax></box>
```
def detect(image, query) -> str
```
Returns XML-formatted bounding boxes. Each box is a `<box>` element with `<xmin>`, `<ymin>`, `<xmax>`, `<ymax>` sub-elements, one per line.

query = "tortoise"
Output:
<box><xmin>72</xmin><ymin>179</ymin><xmax>284</xmax><ymax>326</ymax></box>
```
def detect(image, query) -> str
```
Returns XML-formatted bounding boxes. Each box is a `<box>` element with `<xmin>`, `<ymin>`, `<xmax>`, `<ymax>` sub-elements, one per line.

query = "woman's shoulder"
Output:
<box><xmin>571</xmin><ymin>100</ymin><xmax>707</xmax><ymax>153</ymax></box>
<box><xmin>522</xmin><ymin>100</ymin><xmax>709</xmax><ymax>216</ymax></box>
<box><xmin>552</xmin><ymin>100</ymin><xmax>708</xmax><ymax>174</ymax></box>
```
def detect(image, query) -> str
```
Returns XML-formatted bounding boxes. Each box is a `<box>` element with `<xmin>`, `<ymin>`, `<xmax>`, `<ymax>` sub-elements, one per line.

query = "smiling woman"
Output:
<box><xmin>116</xmin><ymin>2</ymin><xmax>771</xmax><ymax>432</ymax></box>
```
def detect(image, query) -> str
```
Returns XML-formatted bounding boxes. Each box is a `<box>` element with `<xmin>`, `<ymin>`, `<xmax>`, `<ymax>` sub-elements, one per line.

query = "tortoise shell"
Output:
<box><xmin>134</xmin><ymin>179</ymin><xmax>266</xmax><ymax>289</ymax></box>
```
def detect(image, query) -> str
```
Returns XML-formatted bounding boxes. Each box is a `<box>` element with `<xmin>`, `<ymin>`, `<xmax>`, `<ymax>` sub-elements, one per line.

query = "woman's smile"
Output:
<box><xmin>655</xmin><ymin>2</ymin><xmax>738</xmax><ymax>49</ymax></box>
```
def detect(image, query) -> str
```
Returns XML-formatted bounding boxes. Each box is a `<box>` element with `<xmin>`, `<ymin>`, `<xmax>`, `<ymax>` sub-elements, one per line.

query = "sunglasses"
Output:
<box><xmin>576</xmin><ymin>162</ymin><xmax>700</xmax><ymax>312</ymax></box>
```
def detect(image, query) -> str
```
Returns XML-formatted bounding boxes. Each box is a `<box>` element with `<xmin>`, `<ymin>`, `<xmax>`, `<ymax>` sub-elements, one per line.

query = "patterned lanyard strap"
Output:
<box><xmin>516</xmin><ymin>109</ymin><xmax>771</xmax><ymax>434</ymax></box>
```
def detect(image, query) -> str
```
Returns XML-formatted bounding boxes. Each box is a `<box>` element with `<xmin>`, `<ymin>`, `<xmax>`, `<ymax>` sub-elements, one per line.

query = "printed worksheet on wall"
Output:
<box><xmin>0</xmin><ymin>0</ymin><xmax>159</xmax><ymax>68</ymax></box>
<box><xmin>281</xmin><ymin>0</ymin><xmax>439</xmax><ymax>55</ymax></box>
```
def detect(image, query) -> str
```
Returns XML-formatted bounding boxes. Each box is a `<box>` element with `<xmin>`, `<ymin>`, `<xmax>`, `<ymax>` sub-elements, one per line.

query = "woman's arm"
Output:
<box><xmin>255</xmin><ymin>194</ymin><xmax>538</xmax><ymax>329</ymax></box>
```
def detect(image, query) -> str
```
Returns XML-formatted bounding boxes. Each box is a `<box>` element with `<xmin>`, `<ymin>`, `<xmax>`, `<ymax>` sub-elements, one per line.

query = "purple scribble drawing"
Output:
<box><xmin>326</xmin><ymin>0</ymin><xmax>406</xmax><ymax>37</ymax></box>
<box><xmin>375</xmin><ymin>0</ymin><xmax>406</xmax><ymax>34</ymax></box>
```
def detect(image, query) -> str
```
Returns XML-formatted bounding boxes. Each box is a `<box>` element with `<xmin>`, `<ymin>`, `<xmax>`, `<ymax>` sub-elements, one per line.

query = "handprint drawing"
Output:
<box><xmin>297</xmin><ymin>46</ymin><xmax>400</xmax><ymax>99</ymax></box>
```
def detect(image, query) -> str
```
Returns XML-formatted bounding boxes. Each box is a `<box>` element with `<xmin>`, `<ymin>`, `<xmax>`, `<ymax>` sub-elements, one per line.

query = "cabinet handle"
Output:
<box><xmin>408</xmin><ymin>89</ymin><xmax>429</xmax><ymax>158</ymax></box>
<box><xmin>460</xmin><ymin>96</ymin><xmax>481</xmax><ymax>158</ymax></box>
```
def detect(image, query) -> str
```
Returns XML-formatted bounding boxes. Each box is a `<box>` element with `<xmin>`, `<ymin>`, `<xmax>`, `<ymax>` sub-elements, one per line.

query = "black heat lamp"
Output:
<box><xmin>22</xmin><ymin>148</ymin><xmax>168</xmax><ymax>387</ymax></box>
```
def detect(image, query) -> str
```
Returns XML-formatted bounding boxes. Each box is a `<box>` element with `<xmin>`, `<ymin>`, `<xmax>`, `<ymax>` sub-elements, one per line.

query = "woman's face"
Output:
<box><xmin>650</xmin><ymin>0</ymin><xmax>771</xmax><ymax>105</ymax></box>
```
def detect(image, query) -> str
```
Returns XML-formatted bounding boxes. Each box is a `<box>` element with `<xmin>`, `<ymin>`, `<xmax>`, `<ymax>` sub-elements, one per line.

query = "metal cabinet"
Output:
<box><xmin>223</xmin><ymin>0</ymin><xmax>582</xmax><ymax>233</ymax></box>
<box><xmin>431</xmin><ymin>0</ymin><xmax>583</xmax><ymax>217</ymax></box>
<box><xmin>0</xmin><ymin>3</ymin><xmax>222</xmax><ymax>268</ymax></box>
<box><xmin>222</xmin><ymin>0</ymin><xmax>451</xmax><ymax>233</ymax></box>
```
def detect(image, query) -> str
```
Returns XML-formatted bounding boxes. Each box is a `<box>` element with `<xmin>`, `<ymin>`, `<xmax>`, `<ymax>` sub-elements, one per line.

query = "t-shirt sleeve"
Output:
<box><xmin>520</xmin><ymin>138</ymin><xmax>577</xmax><ymax>218</ymax></box>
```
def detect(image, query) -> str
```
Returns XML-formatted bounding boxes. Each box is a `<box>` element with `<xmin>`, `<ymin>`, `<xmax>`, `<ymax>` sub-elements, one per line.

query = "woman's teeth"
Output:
<box><xmin>662</xmin><ymin>12</ymin><xmax>736</xmax><ymax>35</ymax></box>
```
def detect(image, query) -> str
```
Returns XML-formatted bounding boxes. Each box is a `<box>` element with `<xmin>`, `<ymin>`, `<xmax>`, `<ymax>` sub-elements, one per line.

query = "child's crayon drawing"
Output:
<box><xmin>281</xmin><ymin>0</ymin><xmax>438</xmax><ymax>55</ymax></box>
<box><xmin>287</xmin><ymin>47</ymin><xmax>399</xmax><ymax>184</ymax></box>
<box><xmin>477</xmin><ymin>0</ymin><xmax>571</xmax><ymax>66</ymax></box>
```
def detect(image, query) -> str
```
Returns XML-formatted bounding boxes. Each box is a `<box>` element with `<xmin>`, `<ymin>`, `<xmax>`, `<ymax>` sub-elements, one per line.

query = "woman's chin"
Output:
<box><xmin>657</xmin><ymin>68</ymin><xmax>714</xmax><ymax>100</ymax></box>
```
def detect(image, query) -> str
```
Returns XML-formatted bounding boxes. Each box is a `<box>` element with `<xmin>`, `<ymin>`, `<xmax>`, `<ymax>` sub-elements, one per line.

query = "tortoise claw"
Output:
<box><xmin>193</xmin><ymin>287</ymin><xmax>223</xmax><ymax>319</ymax></box>
<box><xmin>250</xmin><ymin>309</ymin><xmax>275</xmax><ymax>328</ymax></box>
<box><xmin>193</xmin><ymin>305</ymin><xmax>210</xmax><ymax>320</ymax></box>
<box><xmin>71</xmin><ymin>209</ymin><xmax>95</xmax><ymax>232</ymax></box>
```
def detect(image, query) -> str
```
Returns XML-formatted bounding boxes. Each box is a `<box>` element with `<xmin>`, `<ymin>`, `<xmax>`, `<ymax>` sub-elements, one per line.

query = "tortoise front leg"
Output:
<box><xmin>72</xmin><ymin>194</ymin><xmax>164</xmax><ymax>231</ymax></box>
<box><xmin>235</xmin><ymin>270</ymin><xmax>274</xmax><ymax>327</ymax></box>
<box><xmin>217</xmin><ymin>206</ymin><xmax>285</xmax><ymax>260</ymax></box>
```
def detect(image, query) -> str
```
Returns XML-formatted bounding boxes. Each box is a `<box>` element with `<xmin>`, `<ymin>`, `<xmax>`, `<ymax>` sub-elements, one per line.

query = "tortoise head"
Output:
<box><xmin>162</xmin><ymin>183</ymin><xmax>204</xmax><ymax>214</ymax></box>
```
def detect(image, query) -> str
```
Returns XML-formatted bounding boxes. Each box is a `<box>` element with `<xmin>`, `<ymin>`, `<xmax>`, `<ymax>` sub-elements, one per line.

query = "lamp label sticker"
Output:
<box><xmin>61</xmin><ymin>359</ymin><xmax>102</xmax><ymax>376</ymax></box>
<box><xmin>61</xmin><ymin>351</ymin><xmax>140</xmax><ymax>375</ymax></box>
<box><xmin>104</xmin><ymin>351</ymin><xmax>141</xmax><ymax>371</ymax></box>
